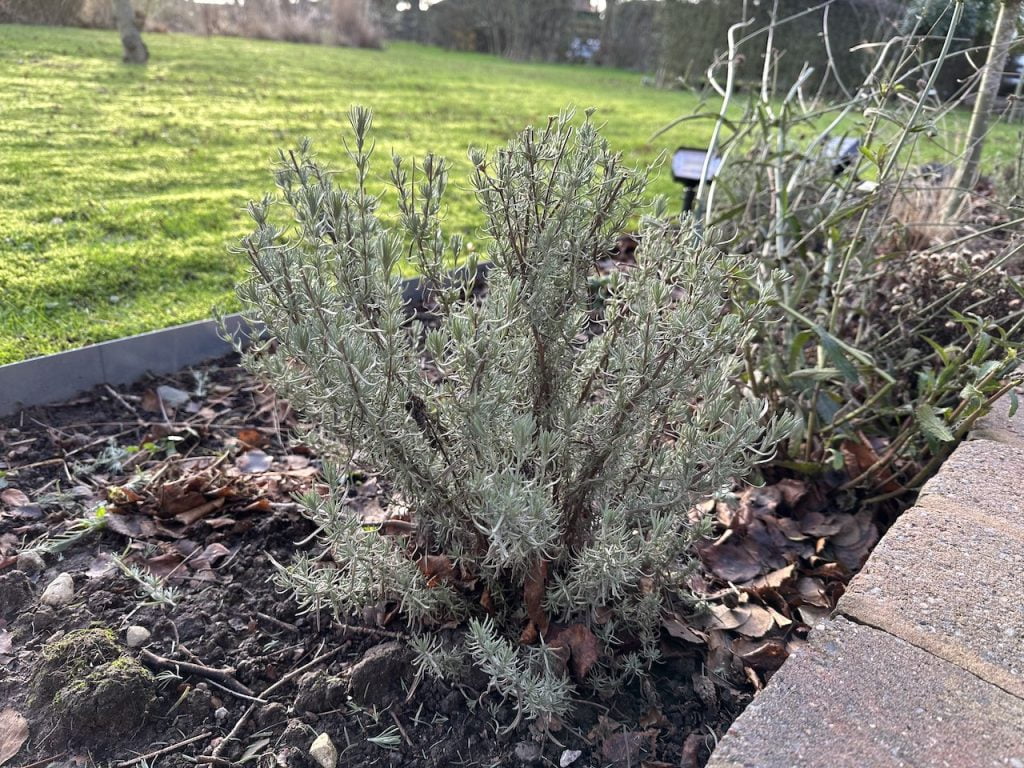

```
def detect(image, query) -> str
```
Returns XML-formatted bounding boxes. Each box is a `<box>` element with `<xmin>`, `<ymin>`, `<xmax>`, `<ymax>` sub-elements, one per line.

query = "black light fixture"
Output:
<box><xmin>671</xmin><ymin>146</ymin><xmax>722</xmax><ymax>213</ymax></box>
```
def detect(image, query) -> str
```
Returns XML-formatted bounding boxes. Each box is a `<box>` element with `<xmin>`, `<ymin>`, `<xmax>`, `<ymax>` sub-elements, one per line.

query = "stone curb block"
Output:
<box><xmin>708</xmin><ymin>396</ymin><xmax>1024</xmax><ymax>766</ymax></box>
<box><xmin>838</xmin><ymin>495</ymin><xmax>1024</xmax><ymax>700</ymax></box>
<box><xmin>707</xmin><ymin>617</ymin><xmax>1024</xmax><ymax>768</ymax></box>
<box><xmin>918</xmin><ymin>438</ymin><xmax>1024</xmax><ymax>536</ymax></box>
<box><xmin>972</xmin><ymin>397</ymin><xmax>1024</xmax><ymax>449</ymax></box>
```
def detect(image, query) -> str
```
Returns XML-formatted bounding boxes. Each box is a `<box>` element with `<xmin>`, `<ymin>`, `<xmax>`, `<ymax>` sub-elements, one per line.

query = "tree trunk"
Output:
<box><xmin>945</xmin><ymin>0</ymin><xmax>1021</xmax><ymax>218</ymax></box>
<box><xmin>113</xmin><ymin>0</ymin><xmax>148</xmax><ymax>64</ymax></box>
<box><xmin>597</xmin><ymin>0</ymin><xmax>617</xmax><ymax>66</ymax></box>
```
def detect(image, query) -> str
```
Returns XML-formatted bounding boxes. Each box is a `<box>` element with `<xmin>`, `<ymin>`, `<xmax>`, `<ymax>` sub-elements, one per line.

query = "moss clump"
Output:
<box><xmin>30</xmin><ymin>628</ymin><xmax>155</xmax><ymax>746</ymax></box>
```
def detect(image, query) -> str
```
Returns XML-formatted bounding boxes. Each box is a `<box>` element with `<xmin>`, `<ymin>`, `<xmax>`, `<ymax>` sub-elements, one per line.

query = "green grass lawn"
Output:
<box><xmin>2</xmin><ymin>25</ymin><xmax>1021</xmax><ymax>364</ymax></box>
<box><xmin>0</xmin><ymin>25</ymin><xmax>714</xmax><ymax>364</ymax></box>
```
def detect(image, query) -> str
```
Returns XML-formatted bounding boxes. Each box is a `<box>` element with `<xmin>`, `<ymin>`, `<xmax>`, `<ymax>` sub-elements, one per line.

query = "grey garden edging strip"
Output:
<box><xmin>707</xmin><ymin>397</ymin><xmax>1024</xmax><ymax>767</ymax></box>
<box><xmin>0</xmin><ymin>269</ymin><xmax>486</xmax><ymax>419</ymax></box>
<box><xmin>0</xmin><ymin>314</ymin><xmax>254</xmax><ymax>419</ymax></box>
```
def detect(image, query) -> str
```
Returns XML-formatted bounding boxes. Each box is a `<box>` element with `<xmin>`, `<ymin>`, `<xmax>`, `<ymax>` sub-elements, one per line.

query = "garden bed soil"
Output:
<box><xmin>0</xmin><ymin>354</ymin><xmax>901</xmax><ymax>768</ymax></box>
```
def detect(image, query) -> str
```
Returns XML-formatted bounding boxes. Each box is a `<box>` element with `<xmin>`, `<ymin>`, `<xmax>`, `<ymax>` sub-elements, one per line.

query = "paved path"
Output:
<box><xmin>708</xmin><ymin>399</ymin><xmax>1024</xmax><ymax>768</ymax></box>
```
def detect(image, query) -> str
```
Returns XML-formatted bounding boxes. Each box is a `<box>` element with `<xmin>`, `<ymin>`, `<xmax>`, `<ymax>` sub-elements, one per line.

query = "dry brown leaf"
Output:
<box><xmin>417</xmin><ymin>554</ymin><xmax>455</xmax><ymax>588</ymax></box>
<box><xmin>105</xmin><ymin>512</ymin><xmax>160</xmax><ymax>540</ymax></box>
<box><xmin>841</xmin><ymin>435</ymin><xmax>900</xmax><ymax>491</ymax></box>
<box><xmin>775</xmin><ymin>478</ymin><xmax>808</xmax><ymax>507</ymax></box>
<box><xmin>0</xmin><ymin>709</ymin><xmax>29</xmax><ymax>766</ymax></box>
<box><xmin>733</xmin><ymin>637</ymin><xmax>789</xmax><ymax>672</ymax></box>
<box><xmin>142</xmin><ymin>552</ymin><xmax>186</xmax><ymax>580</ymax></box>
<box><xmin>830</xmin><ymin>512</ymin><xmax>879</xmax><ymax>570</ymax></box>
<box><xmin>158</xmin><ymin>483</ymin><xmax>208</xmax><ymax>517</ymax></box>
<box><xmin>638</xmin><ymin>707</ymin><xmax>670</xmax><ymax>729</ymax></box>
<box><xmin>524</xmin><ymin>559</ymin><xmax>549</xmax><ymax>634</ymax></box>
<box><xmin>679</xmin><ymin>732</ymin><xmax>705</xmax><ymax>768</ymax></box>
<box><xmin>740</xmin><ymin>564</ymin><xmax>796</xmax><ymax>595</ymax></box>
<box><xmin>284</xmin><ymin>454</ymin><xmax>310</xmax><ymax>470</ymax></box>
<box><xmin>733</xmin><ymin>604</ymin><xmax>775</xmax><ymax>638</ymax></box>
<box><xmin>601</xmin><ymin>730</ymin><xmax>657</xmax><ymax>767</ymax></box>
<box><xmin>799</xmin><ymin>511</ymin><xmax>842</xmax><ymax>537</ymax></box>
<box><xmin>662</xmin><ymin>617</ymin><xmax>705</xmax><ymax>644</ymax></box>
<box><xmin>796</xmin><ymin>605</ymin><xmax>831</xmax><ymax>626</ymax></box>
<box><xmin>480</xmin><ymin>588</ymin><xmax>494</xmax><ymax>614</ymax></box>
<box><xmin>174</xmin><ymin>497</ymin><xmax>225</xmax><ymax>527</ymax></box>
<box><xmin>795</xmin><ymin>577</ymin><xmax>830</xmax><ymax>608</ymax></box>
<box><xmin>744</xmin><ymin>665</ymin><xmax>763</xmax><ymax>692</ymax></box>
<box><xmin>765</xmin><ymin>605</ymin><xmax>793</xmax><ymax>628</ymax></box>
<box><xmin>236</xmin><ymin>428</ymin><xmax>267</xmax><ymax>449</ymax></box>
<box><xmin>519</xmin><ymin>620</ymin><xmax>539</xmax><ymax>645</ymax></box>
<box><xmin>86</xmin><ymin>553</ymin><xmax>117</xmax><ymax>579</ymax></box>
<box><xmin>699</xmin><ymin>539</ymin><xmax>763</xmax><ymax>583</ymax></box>
<box><xmin>191</xmin><ymin>542</ymin><xmax>231</xmax><ymax>572</ymax></box>
<box><xmin>547</xmin><ymin>623</ymin><xmax>600</xmax><ymax>680</ymax></box>
<box><xmin>705</xmin><ymin>604</ymin><xmax>749</xmax><ymax>631</ymax></box>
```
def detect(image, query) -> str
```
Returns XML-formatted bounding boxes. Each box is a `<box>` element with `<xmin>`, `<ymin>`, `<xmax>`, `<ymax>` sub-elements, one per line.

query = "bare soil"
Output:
<box><xmin>0</xmin><ymin>357</ymin><xmax>758</xmax><ymax>768</ymax></box>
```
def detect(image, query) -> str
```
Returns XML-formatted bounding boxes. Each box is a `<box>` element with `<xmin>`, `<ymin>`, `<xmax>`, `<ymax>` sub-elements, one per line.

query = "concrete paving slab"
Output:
<box><xmin>972</xmin><ymin>392</ymin><xmax>1024</xmax><ymax>448</ymax></box>
<box><xmin>707</xmin><ymin>617</ymin><xmax>1024</xmax><ymax>768</ymax></box>
<box><xmin>838</xmin><ymin>496</ymin><xmax>1024</xmax><ymax>699</ymax></box>
<box><xmin>919</xmin><ymin>438</ymin><xmax>1024</xmax><ymax>535</ymax></box>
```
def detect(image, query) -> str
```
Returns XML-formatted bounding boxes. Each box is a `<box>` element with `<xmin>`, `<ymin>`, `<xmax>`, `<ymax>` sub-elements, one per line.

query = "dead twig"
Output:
<box><xmin>256</xmin><ymin>611</ymin><xmax>299</xmax><ymax>634</ymax></box>
<box><xmin>389</xmin><ymin>710</ymin><xmax>412</xmax><ymax>746</ymax></box>
<box><xmin>115</xmin><ymin>731</ymin><xmax>213</xmax><ymax>767</ymax></box>
<box><xmin>105</xmin><ymin>384</ymin><xmax>141</xmax><ymax>418</ymax></box>
<box><xmin>140</xmin><ymin>649</ymin><xmax>256</xmax><ymax>697</ymax></box>
<box><xmin>19</xmin><ymin>754</ymin><xmax>67</xmax><ymax>768</ymax></box>
<box><xmin>334</xmin><ymin>621</ymin><xmax>406</xmax><ymax>641</ymax></box>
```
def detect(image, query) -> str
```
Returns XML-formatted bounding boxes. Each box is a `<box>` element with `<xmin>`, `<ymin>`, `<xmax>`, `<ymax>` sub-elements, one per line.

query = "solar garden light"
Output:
<box><xmin>824</xmin><ymin>136</ymin><xmax>861</xmax><ymax>177</ymax></box>
<box><xmin>671</xmin><ymin>146</ymin><xmax>722</xmax><ymax>214</ymax></box>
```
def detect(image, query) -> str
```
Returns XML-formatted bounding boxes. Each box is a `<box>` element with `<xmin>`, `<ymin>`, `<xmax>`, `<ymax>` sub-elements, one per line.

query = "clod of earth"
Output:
<box><xmin>14</xmin><ymin>551</ymin><xmax>44</xmax><ymax>574</ymax></box>
<box><xmin>346</xmin><ymin>641</ymin><xmax>414</xmax><ymax>708</ymax></box>
<box><xmin>294</xmin><ymin>669</ymin><xmax>348</xmax><ymax>715</ymax></box>
<box><xmin>29</xmin><ymin>628</ymin><xmax>155</xmax><ymax>746</ymax></box>
<box><xmin>0</xmin><ymin>572</ymin><xmax>33</xmax><ymax>622</ymax></box>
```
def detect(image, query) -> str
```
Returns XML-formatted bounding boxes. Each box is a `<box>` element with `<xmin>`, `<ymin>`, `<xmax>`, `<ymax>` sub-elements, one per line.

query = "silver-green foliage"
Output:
<box><xmin>237</xmin><ymin>106</ymin><xmax>788</xmax><ymax>717</ymax></box>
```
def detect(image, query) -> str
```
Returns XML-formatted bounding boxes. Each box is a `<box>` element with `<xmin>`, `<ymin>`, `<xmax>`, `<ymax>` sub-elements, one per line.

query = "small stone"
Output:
<box><xmin>560</xmin><ymin>749</ymin><xmax>582</xmax><ymax>767</ymax></box>
<box><xmin>309</xmin><ymin>732</ymin><xmax>338</xmax><ymax>768</ymax></box>
<box><xmin>214</xmin><ymin>706</ymin><xmax>229</xmax><ymax>722</ymax></box>
<box><xmin>50</xmin><ymin>216</ymin><xmax>64</xmax><ymax>226</ymax></box>
<box><xmin>156</xmin><ymin>385</ymin><xmax>191</xmax><ymax>408</ymax></box>
<box><xmin>514</xmin><ymin>741</ymin><xmax>543</xmax><ymax>764</ymax></box>
<box><xmin>126</xmin><ymin>625</ymin><xmax>151</xmax><ymax>648</ymax></box>
<box><xmin>40</xmin><ymin>573</ymin><xmax>74</xmax><ymax>607</ymax></box>
<box><xmin>15</xmin><ymin>550</ymin><xmax>45</xmax><ymax>573</ymax></box>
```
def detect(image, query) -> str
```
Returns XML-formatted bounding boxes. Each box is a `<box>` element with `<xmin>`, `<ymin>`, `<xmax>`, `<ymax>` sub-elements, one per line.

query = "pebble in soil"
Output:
<box><xmin>29</xmin><ymin>627</ymin><xmax>156</xmax><ymax>747</ymax></box>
